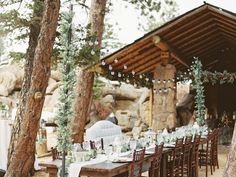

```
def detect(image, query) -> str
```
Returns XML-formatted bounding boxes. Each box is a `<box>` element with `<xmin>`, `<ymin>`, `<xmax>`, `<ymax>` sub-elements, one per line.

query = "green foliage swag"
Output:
<box><xmin>56</xmin><ymin>10</ymin><xmax>76</xmax><ymax>152</ymax></box>
<box><xmin>191</xmin><ymin>58</ymin><xmax>205</xmax><ymax>125</ymax></box>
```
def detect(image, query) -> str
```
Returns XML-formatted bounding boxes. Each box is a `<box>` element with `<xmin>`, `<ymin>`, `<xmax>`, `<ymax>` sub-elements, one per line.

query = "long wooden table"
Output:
<box><xmin>39</xmin><ymin>148</ymin><xmax>172</xmax><ymax>177</ymax></box>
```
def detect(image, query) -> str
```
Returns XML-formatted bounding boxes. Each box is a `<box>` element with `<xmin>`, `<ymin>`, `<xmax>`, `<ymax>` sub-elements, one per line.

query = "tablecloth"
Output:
<box><xmin>0</xmin><ymin>119</ymin><xmax>12</xmax><ymax>170</ymax></box>
<box><xmin>68</xmin><ymin>155</ymin><xmax>107</xmax><ymax>177</ymax></box>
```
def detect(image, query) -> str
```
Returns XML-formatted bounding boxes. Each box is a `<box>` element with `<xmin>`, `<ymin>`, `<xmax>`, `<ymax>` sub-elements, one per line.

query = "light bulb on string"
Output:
<box><xmin>172</xmin><ymin>78</ymin><xmax>175</xmax><ymax>82</ymax></box>
<box><xmin>95</xmin><ymin>40</ymin><xmax>99</xmax><ymax>45</ymax></box>
<box><xmin>124</xmin><ymin>65</ymin><xmax>127</xmax><ymax>69</ymax></box>
<box><xmin>132</xmin><ymin>70</ymin><xmax>135</xmax><ymax>75</ymax></box>
<box><xmin>91</xmin><ymin>50</ymin><xmax>95</xmax><ymax>55</ymax></box>
<box><xmin>111</xmin><ymin>71</ymin><xmax>115</xmax><ymax>75</ymax></box>
<box><xmin>163</xmin><ymin>80</ymin><xmax>166</xmax><ymax>84</ymax></box>
<box><xmin>167</xmin><ymin>79</ymin><xmax>171</xmax><ymax>83</ymax></box>
<box><xmin>152</xmin><ymin>79</ymin><xmax>155</xmax><ymax>83</ymax></box>
<box><xmin>89</xmin><ymin>41</ymin><xmax>93</xmax><ymax>46</ymax></box>
<box><xmin>109</xmin><ymin>65</ymin><xmax>112</xmax><ymax>70</ymax></box>
<box><xmin>114</xmin><ymin>58</ymin><xmax>118</xmax><ymax>63</ymax></box>
<box><xmin>118</xmin><ymin>72</ymin><xmax>122</xmax><ymax>77</ymax></box>
<box><xmin>139</xmin><ymin>75</ymin><xmax>143</xmax><ymax>79</ymax></box>
<box><xmin>101</xmin><ymin>60</ymin><xmax>106</xmax><ymax>66</ymax></box>
<box><xmin>159</xmin><ymin>89</ymin><xmax>162</xmax><ymax>93</ymax></box>
<box><xmin>157</xmin><ymin>80</ymin><xmax>161</xmax><ymax>84</ymax></box>
<box><xmin>163</xmin><ymin>88</ymin><xmax>168</xmax><ymax>93</ymax></box>
<box><xmin>126</xmin><ymin>79</ymin><xmax>130</xmax><ymax>83</ymax></box>
<box><xmin>145</xmin><ymin>77</ymin><xmax>149</xmax><ymax>81</ymax></box>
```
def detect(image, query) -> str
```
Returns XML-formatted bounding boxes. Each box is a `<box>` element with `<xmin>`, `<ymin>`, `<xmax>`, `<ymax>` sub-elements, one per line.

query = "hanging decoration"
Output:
<box><xmin>99</xmin><ymin>59</ymin><xmax>180</xmax><ymax>91</ymax></box>
<box><xmin>202</xmin><ymin>70</ymin><xmax>236</xmax><ymax>85</ymax></box>
<box><xmin>191</xmin><ymin>58</ymin><xmax>205</xmax><ymax>125</ymax></box>
<box><xmin>56</xmin><ymin>5</ymin><xmax>76</xmax><ymax>177</ymax></box>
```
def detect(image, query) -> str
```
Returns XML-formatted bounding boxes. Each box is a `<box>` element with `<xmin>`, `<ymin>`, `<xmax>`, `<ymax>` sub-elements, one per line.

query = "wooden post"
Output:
<box><xmin>149</xmin><ymin>88</ymin><xmax>153</xmax><ymax>127</ymax></box>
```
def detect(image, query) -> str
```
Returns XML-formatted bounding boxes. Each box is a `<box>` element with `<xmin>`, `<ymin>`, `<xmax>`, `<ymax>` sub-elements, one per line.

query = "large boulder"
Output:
<box><xmin>44</xmin><ymin>87</ymin><xmax>60</xmax><ymax>112</ymax></box>
<box><xmin>51</xmin><ymin>70</ymin><xmax>61</xmax><ymax>81</ymax></box>
<box><xmin>116</xmin><ymin>110</ymin><xmax>138</xmax><ymax>128</ymax></box>
<box><xmin>0</xmin><ymin>65</ymin><xmax>24</xmax><ymax>96</ymax></box>
<box><xmin>46</xmin><ymin>79</ymin><xmax>59</xmax><ymax>95</ymax></box>
<box><xmin>176</xmin><ymin>93</ymin><xmax>195</xmax><ymax>126</ymax></box>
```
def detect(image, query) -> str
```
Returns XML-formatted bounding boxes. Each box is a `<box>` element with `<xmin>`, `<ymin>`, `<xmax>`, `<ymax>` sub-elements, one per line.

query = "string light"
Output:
<box><xmin>114</xmin><ymin>58</ymin><xmax>118</xmax><ymax>63</ymax></box>
<box><xmin>124</xmin><ymin>65</ymin><xmax>128</xmax><ymax>69</ymax></box>
<box><xmin>118</xmin><ymin>72</ymin><xmax>122</xmax><ymax>77</ymax></box>
<box><xmin>91</xmin><ymin>50</ymin><xmax>95</xmax><ymax>55</ymax></box>
<box><xmin>89</xmin><ymin>41</ymin><xmax>93</xmax><ymax>46</ymax></box>
<box><xmin>109</xmin><ymin>65</ymin><xmax>112</xmax><ymax>70</ymax></box>
<box><xmin>111</xmin><ymin>71</ymin><xmax>114</xmax><ymax>75</ymax></box>
<box><xmin>132</xmin><ymin>70</ymin><xmax>135</xmax><ymax>75</ymax></box>
<box><xmin>101</xmin><ymin>60</ymin><xmax>106</xmax><ymax>66</ymax></box>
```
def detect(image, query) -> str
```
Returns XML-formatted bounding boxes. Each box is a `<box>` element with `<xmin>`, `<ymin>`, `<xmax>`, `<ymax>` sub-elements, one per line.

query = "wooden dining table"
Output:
<box><xmin>39</xmin><ymin>147</ymin><xmax>172</xmax><ymax>177</ymax></box>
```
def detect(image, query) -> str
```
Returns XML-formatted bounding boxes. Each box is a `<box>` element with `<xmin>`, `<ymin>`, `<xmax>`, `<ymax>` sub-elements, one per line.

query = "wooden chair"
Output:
<box><xmin>167</xmin><ymin>138</ymin><xmax>184</xmax><ymax>177</ymax></box>
<box><xmin>149</xmin><ymin>144</ymin><xmax>164</xmax><ymax>177</ymax></box>
<box><xmin>51</xmin><ymin>147</ymin><xmax>59</xmax><ymax>161</ymax></box>
<box><xmin>182</xmin><ymin>136</ymin><xmax>193</xmax><ymax>177</ymax></box>
<box><xmin>212</xmin><ymin>129</ymin><xmax>220</xmax><ymax>171</ymax></box>
<box><xmin>190</xmin><ymin>135</ymin><xmax>201</xmax><ymax>177</ymax></box>
<box><xmin>199</xmin><ymin>133</ymin><xmax>214</xmax><ymax>177</ymax></box>
<box><xmin>130</xmin><ymin>148</ymin><xmax>146</xmax><ymax>177</ymax></box>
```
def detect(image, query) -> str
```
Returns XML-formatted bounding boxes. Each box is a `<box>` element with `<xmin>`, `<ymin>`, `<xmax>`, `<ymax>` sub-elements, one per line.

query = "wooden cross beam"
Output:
<box><xmin>152</xmin><ymin>36</ymin><xmax>189</xmax><ymax>68</ymax></box>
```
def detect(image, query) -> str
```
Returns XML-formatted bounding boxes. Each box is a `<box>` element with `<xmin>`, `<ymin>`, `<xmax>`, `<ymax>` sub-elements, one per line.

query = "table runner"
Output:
<box><xmin>68</xmin><ymin>155</ymin><xmax>107</xmax><ymax>177</ymax></box>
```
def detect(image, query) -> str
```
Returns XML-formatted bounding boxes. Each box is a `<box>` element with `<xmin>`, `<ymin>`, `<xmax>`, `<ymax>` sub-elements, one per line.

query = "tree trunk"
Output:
<box><xmin>5</xmin><ymin>0</ymin><xmax>60</xmax><ymax>176</ymax></box>
<box><xmin>7</xmin><ymin>0</ymin><xmax>44</xmax><ymax>168</ymax></box>
<box><xmin>223</xmin><ymin>121</ymin><xmax>236</xmax><ymax>177</ymax></box>
<box><xmin>71</xmin><ymin>0</ymin><xmax>107</xmax><ymax>143</ymax></box>
<box><xmin>71</xmin><ymin>69</ymin><xmax>94</xmax><ymax>143</ymax></box>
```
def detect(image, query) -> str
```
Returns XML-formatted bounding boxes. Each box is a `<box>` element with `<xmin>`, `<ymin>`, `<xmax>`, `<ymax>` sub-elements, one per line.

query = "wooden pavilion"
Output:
<box><xmin>91</xmin><ymin>3</ymin><xmax>236</xmax><ymax>130</ymax></box>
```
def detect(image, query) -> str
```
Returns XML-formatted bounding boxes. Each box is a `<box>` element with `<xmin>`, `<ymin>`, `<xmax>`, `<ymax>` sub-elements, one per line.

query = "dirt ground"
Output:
<box><xmin>198</xmin><ymin>144</ymin><xmax>229</xmax><ymax>177</ymax></box>
<box><xmin>34</xmin><ymin>144</ymin><xmax>229</xmax><ymax>177</ymax></box>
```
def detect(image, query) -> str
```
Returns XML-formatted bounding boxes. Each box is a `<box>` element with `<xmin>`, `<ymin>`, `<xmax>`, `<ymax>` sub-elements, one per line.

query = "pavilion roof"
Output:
<box><xmin>92</xmin><ymin>3</ymin><xmax>236</xmax><ymax>76</ymax></box>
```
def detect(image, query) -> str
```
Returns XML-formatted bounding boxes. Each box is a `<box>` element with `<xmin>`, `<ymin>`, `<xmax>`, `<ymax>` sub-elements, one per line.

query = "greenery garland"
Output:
<box><xmin>191</xmin><ymin>58</ymin><xmax>205</xmax><ymax>125</ymax></box>
<box><xmin>202</xmin><ymin>70</ymin><xmax>236</xmax><ymax>85</ymax></box>
<box><xmin>56</xmin><ymin>9</ymin><xmax>76</xmax><ymax>153</ymax></box>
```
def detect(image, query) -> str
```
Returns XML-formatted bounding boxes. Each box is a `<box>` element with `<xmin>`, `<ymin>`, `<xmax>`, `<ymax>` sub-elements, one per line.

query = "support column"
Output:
<box><xmin>152</xmin><ymin>52</ymin><xmax>177</xmax><ymax>131</ymax></box>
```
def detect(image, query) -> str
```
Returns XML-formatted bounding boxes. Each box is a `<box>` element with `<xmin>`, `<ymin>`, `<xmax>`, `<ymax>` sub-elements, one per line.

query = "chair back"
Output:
<box><xmin>51</xmin><ymin>147</ymin><xmax>59</xmax><ymax>161</ymax></box>
<box><xmin>130</xmin><ymin>148</ymin><xmax>146</xmax><ymax>177</ymax></box>
<box><xmin>149</xmin><ymin>144</ymin><xmax>164</xmax><ymax>177</ymax></box>
<box><xmin>85</xmin><ymin>120</ymin><xmax>122</xmax><ymax>147</ymax></box>
<box><xmin>168</xmin><ymin>138</ymin><xmax>184</xmax><ymax>177</ymax></box>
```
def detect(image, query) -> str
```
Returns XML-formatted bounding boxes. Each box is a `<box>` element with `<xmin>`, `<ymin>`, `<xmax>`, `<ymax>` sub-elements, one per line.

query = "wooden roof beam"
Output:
<box><xmin>152</xmin><ymin>36</ymin><xmax>189</xmax><ymax>68</ymax></box>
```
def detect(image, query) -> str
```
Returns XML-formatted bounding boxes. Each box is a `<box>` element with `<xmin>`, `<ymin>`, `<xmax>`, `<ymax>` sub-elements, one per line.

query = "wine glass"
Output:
<box><xmin>82</xmin><ymin>141</ymin><xmax>90</xmax><ymax>151</ymax></box>
<box><xmin>130</xmin><ymin>140</ymin><xmax>137</xmax><ymax>152</ymax></box>
<box><xmin>105</xmin><ymin>146</ymin><xmax>113</xmax><ymax>163</ymax></box>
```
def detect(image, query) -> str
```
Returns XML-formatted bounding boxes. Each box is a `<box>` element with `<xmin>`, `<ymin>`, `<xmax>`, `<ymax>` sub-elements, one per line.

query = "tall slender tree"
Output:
<box><xmin>71</xmin><ymin>0</ymin><xmax>107</xmax><ymax>143</ymax></box>
<box><xmin>5</xmin><ymin>0</ymin><xmax>60</xmax><ymax>176</ymax></box>
<box><xmin>223</xmin><ymin>121</ymin><xmax>236</xmax><ymax>177</ymax></box>
<box><xmin>7</xmin><ymin>0</ymin><xmax>44</xmax><ymax>168</ymax></box>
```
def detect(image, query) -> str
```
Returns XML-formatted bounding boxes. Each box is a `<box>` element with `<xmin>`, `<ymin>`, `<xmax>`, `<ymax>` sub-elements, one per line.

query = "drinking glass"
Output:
<box><xmin>105</xmin><ymin>146</ymin><xmax>113</xmax><ymax>163</ymax></box>
<box><xmin>82</xmin><ymin>141</ymin><xmax>90</xmax><ymax>151</ymax></box>
<box><xmin>130</xmin><ymin>140</ymin><xmax>137</xmax><ymax>152</ymax></box>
